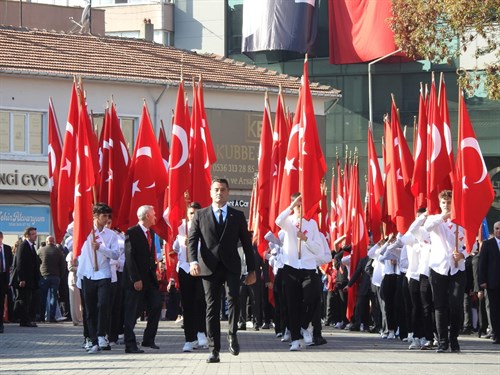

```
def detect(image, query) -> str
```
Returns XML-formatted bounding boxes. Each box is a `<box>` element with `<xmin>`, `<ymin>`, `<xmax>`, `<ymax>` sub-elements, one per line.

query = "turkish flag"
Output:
<box><xmin>438</xmin><ymin>73</ymin><xmax>455</xmax><ymax>187</ymax></box>
<box><xmin>57</xmin><ymin>80</ymin><xmax>79</xmax><ymax>236</ymax></box>
<box><xmin>328</xmin><ymin>0</ymin><xmax>406</xmax><ymax>64</ymax></box>
<box><xmin>279</xmin><ymin>88</ymin><xmax>301</xmax><ymax>215</ymax></box>
<box><xmin>166</xmin><ymin>83</ymin><xmax>191</xmax><ymax>240</ymax></box>
<box><xmin>48</xmin><ymin>98</ymin><xmax>64</xmax><ymax>243</ymax></box>
<box><xmin>269</xmin><ymin>90</ymin><xmax>289</xmax><ymax>234</ymax></box>
<box><xmin>198</xmin><ymin>77</ymin><xmax>217</xmax><ymax>165</ymax></box>
<box><xmin>367</xmin><ymin>126</ymin><xmax>383</xmax><ymax>243</ymax></box>
<box><xmin>247</xmin><ymin>178</ymin><xmax>258</xmax><ymax>235</ymax></box>
<box><xmin>78</xmin><ymin>79</ymin><xmax>100</xmax><ymax>185</ymax></box>
<box><xmin>411</xmin><ymin>87</ymin><xmax>428</xmax><ymax>209</ymax></box>
<box><xmin>427</xmin><ymin>76</ymin><xmax>452</xmax><ymax>214</ymax></box>
<box><xmin>335</xmin><ymin>159</ymin><xmax>346</xmax><ymax>238</ymax></box>
<box><xmin>299</xmin><ymin>57</ymin><xmax>326</xmax><ymax>220</ymax></box>
<box><xmin>385</xmin><ymin>101</ymin><xmax>414</xmax><ymax>233</ymax></box>
<box><xmin>158</xmin><ymin>126</ymin><xmax>170</xmax><ymax>177</ymax></box>
<box><xmin>116</xmin><ymin>102</ymin><xmax>168</xmax><ymax>239</ymax></box>
<box><xmin>346</xmin><ymin>162</ymin><xmax>368</xmax><ymax>321</ymax></box>
<box><xmin>451</xmin><ymin>91</ymin><xmax>494</xmax><ymax>252</ymax></box>
<box><xmin>319</xmin><ymin>179</ymin><xmax>329</xmax><ymax>236</ymax></box>
<box><xmin>72</xmin><ymin>88</ymin><xmax>96</xmax><ymax>259</ymax></box>
<box><xmin>189</xmin><ymin>81</ymin><xmax>213</xmax><ymax>208</ymax></box>
<box><xmin>328</xmin><ymin>165</ymin><xmax>338</xmax><ymax>248</ymax></box>
<box><xmin>255</xmin><ymin>93</ymin><xmax>274</xmax><ymax>257</ymax></box>
<box><xmin>98</xmin><ymin>102</ymin><xmax>130</xmax><ymax>221</ymax></box>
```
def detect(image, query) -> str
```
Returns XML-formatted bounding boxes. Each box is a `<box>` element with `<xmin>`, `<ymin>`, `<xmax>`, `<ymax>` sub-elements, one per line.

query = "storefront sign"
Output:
<box><xmin>0</xmin><ymin>162</ymin><xmax>49</xmax><ymax>192</ymax></box>
<box><xmin>0</xmin><ymin>205</ymin><xmax>51</xmax><ymax>234</ymax></box>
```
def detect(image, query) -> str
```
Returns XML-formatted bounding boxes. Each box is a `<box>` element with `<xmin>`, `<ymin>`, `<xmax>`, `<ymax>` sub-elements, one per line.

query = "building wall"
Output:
<box><xmin>174</xmin><ymin>0</ymin><xmax>226</xmax><ymax>56</ymax></box>
<box><xmin>97</xmin><ymin>3</ymin><xmax>174</xmax><ymax>34</ymax></box>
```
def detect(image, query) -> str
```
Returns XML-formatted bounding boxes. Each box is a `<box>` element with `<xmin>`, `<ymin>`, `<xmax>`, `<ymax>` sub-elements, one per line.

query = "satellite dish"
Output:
<box><xmin>69</xmin><ymin>0</ymin><xmax>91</xmax><ymax>34</ymax></box>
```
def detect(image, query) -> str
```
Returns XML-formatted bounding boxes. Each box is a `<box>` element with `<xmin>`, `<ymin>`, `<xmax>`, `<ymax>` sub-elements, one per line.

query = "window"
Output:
<box><xmin>0</xmin><ymin>111</ymin><xmax>45</xmax><ymax>155</ymax></box>
<box><xmin>92</xmin><ymin>113</ymin><xmax>136</xmax><ymax>156</ymax></box>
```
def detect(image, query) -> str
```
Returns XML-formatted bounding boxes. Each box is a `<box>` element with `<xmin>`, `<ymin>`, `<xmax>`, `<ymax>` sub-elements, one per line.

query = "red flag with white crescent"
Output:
<box><xmin>451</xmin><ymin>91</ymin><xmax>494</xmax><ymax>252</ymax></box>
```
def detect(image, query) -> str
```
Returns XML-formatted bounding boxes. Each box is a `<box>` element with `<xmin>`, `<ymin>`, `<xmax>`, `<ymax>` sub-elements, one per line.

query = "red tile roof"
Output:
<box><xmin>0</xmin><ymin>26</ymin><xmax>340</xmax><ymax>97</ymax></box>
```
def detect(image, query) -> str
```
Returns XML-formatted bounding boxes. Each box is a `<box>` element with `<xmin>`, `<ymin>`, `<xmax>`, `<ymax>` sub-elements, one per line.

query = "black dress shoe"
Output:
<box><xmin>142</xmin><ymin>342</ymin><xmax>160</xmax><ymax>349</ymax></box>
<box><xmin>20</xmin><ymin>322</ymin><xmax>37</xmax><ymax>327</ymax></box>
<box><xmin>228</xmin><ymin>335</ymin><xmax>240</xmax><ymax>356</ymax></box>
<box><xmin>493</xmin><ymin>339</ymin><xmax>500</xmax><ymax>344</ymax></box>
<box><xmin>206</xmin><ymin>350</ymin><xmax>220</xmax><ymax>363</ymax></box>
<box><xmin>313</xmin><ymin>336</ymin><xmax>327</xmax><ymax>346</ymax></box>
<box><xmin>237</xmin><ymin>323</ymin><xmax>246</xmax><ymax>331</ymax></box>
<box><xmin>436</xmin><ymin>344</ymin><xmax>449</xmax><ymax>353</ymax></box>
<box><xmin>125</xmin><ymin>346</ymin><xmax>145</xmax><ymax>354</ymax></box>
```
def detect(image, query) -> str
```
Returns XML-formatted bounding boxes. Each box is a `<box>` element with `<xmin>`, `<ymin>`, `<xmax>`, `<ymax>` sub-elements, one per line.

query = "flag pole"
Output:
<box><xmin>92</xmin><ymin>186</ymin><xmax>98</xmax><ymax>271</ymax></box>
<box><xmin>453</xmin><ymin>83</ymin><xmax>462</xmax><ymax>263</ymax></box>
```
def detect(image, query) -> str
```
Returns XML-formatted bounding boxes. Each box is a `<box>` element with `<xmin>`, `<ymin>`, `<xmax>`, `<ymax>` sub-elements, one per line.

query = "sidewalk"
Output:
<box><xmin>1</xmin><ymin>320</ymin><xmax>499</xmax><ymax>374</ymax></box>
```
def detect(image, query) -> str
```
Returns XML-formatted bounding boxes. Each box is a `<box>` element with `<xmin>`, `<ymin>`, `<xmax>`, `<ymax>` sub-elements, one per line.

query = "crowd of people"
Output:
<box><xmin>1</xmin><ymin>184</ymin><xmax>499</xmax><ymax>362</ymax></box>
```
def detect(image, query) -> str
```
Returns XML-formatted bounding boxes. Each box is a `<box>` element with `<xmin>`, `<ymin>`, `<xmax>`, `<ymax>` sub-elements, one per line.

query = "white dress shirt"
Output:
<box><xmin>173</xmin><ymin>219</ymin><xmax>199</xmax><ymax>274</ymax></box>
<box><xmin>76</xmin><ymin>225</ymin><xmax>120</xmax><ymax>281</ymax></box>
<box><xmin>275</xmin><ymin>207</ymin><xmax>322</xmax><ymax>270</ymax></box>
<box><xmin>109</xmin><ymin>232</ymin><xmax>125</xmax><ymax>283</ymax></box>
<box><xmin>424</xmin><ymin>214</ymin><xmax>467</xmax><ymax>276</ymax></box>
<box><xmin>368</xmin><ymin>242</ymin><xmax>389</xmax><ymax>287</ymax></box>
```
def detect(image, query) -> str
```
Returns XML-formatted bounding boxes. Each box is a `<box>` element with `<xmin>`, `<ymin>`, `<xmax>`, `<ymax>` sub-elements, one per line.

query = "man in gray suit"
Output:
<box><xmin>189</xmin><ymin>178</ymin><xmax>256</xmax><ymax>363</ymax></box>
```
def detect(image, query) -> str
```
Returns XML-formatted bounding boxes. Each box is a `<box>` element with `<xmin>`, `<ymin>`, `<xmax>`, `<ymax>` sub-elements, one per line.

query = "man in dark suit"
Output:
<box><xmin>10</xmin><ymin>227</ymin><xmax>40</xmax><ymax>327</ymax></box>
<box><xmin>0</xmin><ymin>231</ymin><xmax>14</xmax><ymax>333</ymax></box>
<box><xmin>479</xmin><ymin>221</ymin><xmax>500</xmax><ymax>344</ymax></box>
<box><xmin>123</xmin><ymin>205</ymin><xmax>162</xmax><ymax>354</ymax></box>
<box><xmin>189</xmin><ymin>178</ymin><xmax>256</xmax><ymax>363</ymax></box>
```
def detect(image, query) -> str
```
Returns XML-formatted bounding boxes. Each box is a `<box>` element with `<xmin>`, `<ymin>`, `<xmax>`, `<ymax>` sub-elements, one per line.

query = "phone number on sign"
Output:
<box><xmin>212</xmin><ymin>163</ymin><xmax>255</xmax><ymax>174</ymax></box>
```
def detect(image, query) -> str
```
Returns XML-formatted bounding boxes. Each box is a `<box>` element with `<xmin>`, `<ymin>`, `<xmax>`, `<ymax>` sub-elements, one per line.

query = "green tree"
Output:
<box><xmin>390</xmin><ymin>0</ymin><xmax>500</xmax><ymax>100</ymax></box>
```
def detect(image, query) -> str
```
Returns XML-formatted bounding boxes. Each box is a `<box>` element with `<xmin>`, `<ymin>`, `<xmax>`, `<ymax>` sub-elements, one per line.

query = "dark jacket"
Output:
<box><xmin>10</xmin><ymin>239</ymin><xmax>41</xmax><ymax>289</ymax></box>
<box><xmin>188</xmin><ymin>206</ymin><xmax>255</xmax><ymax>277</ymax></box>
<box><xmin>479</xmin><ymin>237</ymin><xmax>500</xmax><ymax>290</ymax></box>
<box><xmin>123</xmin><ymin>225</ymin><xmax>159</xmax><ymax>290</ymax></box>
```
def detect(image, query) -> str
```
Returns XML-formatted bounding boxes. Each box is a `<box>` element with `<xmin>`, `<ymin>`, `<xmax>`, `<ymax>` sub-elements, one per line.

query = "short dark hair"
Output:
<box><xmin>439</xmin><ymin>190</ymin><xmax>452</xmax><ymax>200</ymax></box>
<box><xmin>24</xmin><ymin>226</ymin><xmax>37</xmax><ymax>237</ymax></box>
<box><xmin>212</xmin><ymin>178</ymin><xmax>229</xmax><ymax>189</ymax></box>
<box><xmin>93</xmin><ymin>203</ymin><xmax>112</xmax><ymax>216</ymax></box>
<box><xmin>291</xmin><ymin>192</ymin><xmax>301</xmax><ymax>201</ymax></box>
<box><xmin>189</xmin><ymin>202</ymin><xmax>202</xmax><ymax>209</ymax></box>
<box><xmin>416</xmin><ymin>207</ymin><xmax>427</xmax><ymax>214</ymax></box>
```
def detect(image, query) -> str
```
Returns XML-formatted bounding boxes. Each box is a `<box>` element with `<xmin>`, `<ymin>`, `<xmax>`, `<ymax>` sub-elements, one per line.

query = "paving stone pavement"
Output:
<box><xmin>1</xmin><ymin>320</ymin><xmax>499</xmax><ymax>375</ymax></box>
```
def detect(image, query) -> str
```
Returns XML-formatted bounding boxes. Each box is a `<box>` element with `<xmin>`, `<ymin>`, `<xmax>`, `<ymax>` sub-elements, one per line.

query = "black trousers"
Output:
<box><xmin>79</xmin><ymin>287</ymin><xmax>89</xmax><ymax>339</ymax></box>
<box><xmin>419</xmin><ymin>274</ymin><xmax>435</xmax><ymax>341</ymax></box>
<box><xmin>0</xmin><ymin>273</ymin><xmax>8</xmax><ymax>327</ymax></box>
<box><xmin>202</xmin><ymin>263</ymin><xmax>241</xmax><ymax>352</ymax></box>
<box><xmin>381</xmin><ymin>274</ymin><xmax>398</xmax><ymax>331</ymax></box>
<box><xmin>273</xmin><ymin>268</ymin><xmax>287</xmax><ymax>334</ymax></box>
<box><xmin>311</xmin><ymin>272</ymin><xmax>323</xmax><ymax>337</ymax></box>
<box><xmin>108</xmin><ymin>272</ymin><xmax>124</xmax><ymax>343</ymax></box>
<box><xmin>335</xmin><ymin>283</ymin><xmax>348</xmax><ymax>324</ymax></box>
<box><xmin>486</xmin><ymin>287</ymin><xmax>500</xmax><ymax>340</ymax></box>
<box><xmin>408</xmin><ymin>278</ymin><xmax>424</xmax><ymax>338</ymax></box>
<box><xmin>430</xmin><ymin>269</ymin><xmax>466</xmax><ymax>346</ymax></box>
<box><xmin>178</xmin><ymin>268</ymin><xmax>206</xmax><ymax>342</ymax></box>
<box><xmin>282</xmin><ymin>265</ymin><xmax>317</xmax><ymax>341</ymax></box>
<box><xmin>82</xmin><ymin>277</ymin><xmax>111</xmax><ymax>345</ymax></box>
<box><xmin>123</xmin><ymin>284</ymin><xmax>161</xmax><ymax>349</ymax></box>
<box><xmin>13</xmin><ymin>287</ymin><xmax>36</xmax><ymax>325</ymax></box>
<box><xmin>239</xmin><ymin>279</ymin><xmax>261</xmax><ymax>326</ymax></box>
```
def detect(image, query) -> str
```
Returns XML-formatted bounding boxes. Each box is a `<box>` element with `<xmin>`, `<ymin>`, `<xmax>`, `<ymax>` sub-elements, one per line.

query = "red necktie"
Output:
<box><xmin>146</xmin><ymin>230</ymin><xmax>152</xmax><ymax>248</ymax></box>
